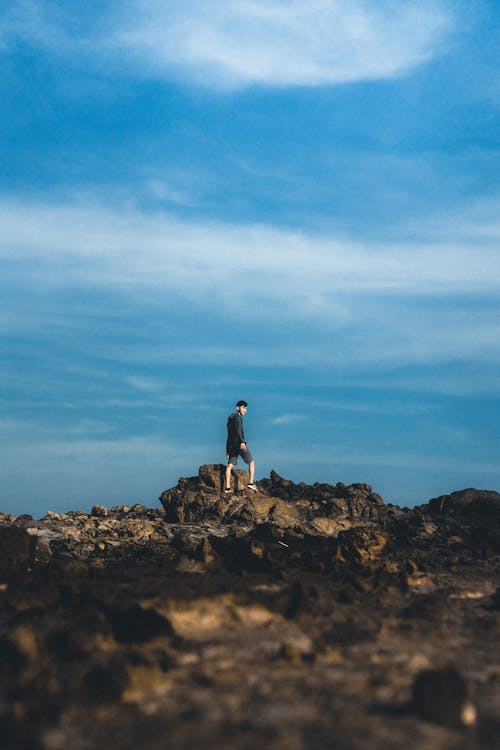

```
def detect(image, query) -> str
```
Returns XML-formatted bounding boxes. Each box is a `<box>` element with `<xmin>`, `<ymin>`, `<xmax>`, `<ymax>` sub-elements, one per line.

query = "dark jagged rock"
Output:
<box><xmin>426</xmin><ymin>488</ymin><xmax>500</xmax><ymax>517</ymax></box>
<box><xmin>0</xmin><ymin>468</ymin><xmax>498</xmax><ymax>749</ymax></box>
<box><xmin>411</xmin><ymin>667</ymin><xmax>475</xmax><ymax>727</ymax></box>
<box><xmin>0</xmin><ymin>526</ymin><xmax>52</xmax><ymax>579</ymax></box>
<box><xmin>159</xmin><ymin>465</ymin><xmax>388</xmax><ymax>533</ymax></box>
<box><xmin>420</xmin><ymin>488</ymin><xmax>500</xmax><ymax>553</ymax></box>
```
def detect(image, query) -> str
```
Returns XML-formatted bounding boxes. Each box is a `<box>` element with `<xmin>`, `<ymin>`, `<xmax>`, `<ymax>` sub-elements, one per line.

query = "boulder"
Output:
<box><xmin>335</xmin><ymin>526</ymin><xmax>389</xmax><ymax>565</ymax></box>
<box><xmin>426</xmin><ymin>488</ymin><xmax>500</xmax><ymax>518</ymax></box>
<box><xmin>411</xmin><ymin>667</ymin><xmax>476</xmax><ymax>727</ymax></box>
<box><xmin>423</xmin><ymin>488</ymin><xmax>500</xmax><ymax>552</ymax></box>
<box><xmin>0</xmin><ymin>526</ymin><xmax>52</xmax><ymax>579</ymax></box>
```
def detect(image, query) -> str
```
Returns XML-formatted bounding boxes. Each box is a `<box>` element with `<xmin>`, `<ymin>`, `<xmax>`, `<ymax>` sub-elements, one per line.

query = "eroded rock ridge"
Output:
<box><xmin>0</xmin><ymin>465</ymin><xmax>499</xmax><ymax>749</ymax></box>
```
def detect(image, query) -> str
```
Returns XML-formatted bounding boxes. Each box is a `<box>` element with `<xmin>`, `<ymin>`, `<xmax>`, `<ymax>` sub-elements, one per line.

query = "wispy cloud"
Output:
<box><xmin>1</xmin><ymin>1</ymin><xmax>453</xmax><ymax>89</ymax></box>
<box><xmin>2</xmin><ymin>194</ymin><xmax>500</xmax><ymax>369</ymax></box>
<box><xmin>113</xmin><ymin>1</ymin><xmax>453</xmax><ymax>89</ymax></box>
<box><xmin>271</xmin><ymin>413</ymin><xmax>308</xmax><ymax>426</ymax></box>
<box><xmin>2</xmin><ymin>195</ymin><xmax>500</xmax><ymax>296</ymax></box>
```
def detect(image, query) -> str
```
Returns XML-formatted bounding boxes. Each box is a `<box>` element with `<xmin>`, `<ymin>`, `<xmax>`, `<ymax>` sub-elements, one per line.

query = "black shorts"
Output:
<box><xmin>227</xmin><ymin>448</ymin><xmax>253</xmax><ymax>466</ymax></box>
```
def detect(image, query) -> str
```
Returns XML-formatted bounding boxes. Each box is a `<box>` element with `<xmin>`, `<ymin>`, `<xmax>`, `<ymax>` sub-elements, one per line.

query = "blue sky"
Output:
<box><xmin>1</xmin><ymin>0</ymin><xmax>500</xmax><ymax>515</ymax></box>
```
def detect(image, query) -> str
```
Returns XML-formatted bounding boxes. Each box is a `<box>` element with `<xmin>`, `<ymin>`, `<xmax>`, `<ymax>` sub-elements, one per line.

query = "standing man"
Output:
<box><xmin>225</xmin><ymin>400</ymin><xmax>257</xmax><ymax>493</ymax></box>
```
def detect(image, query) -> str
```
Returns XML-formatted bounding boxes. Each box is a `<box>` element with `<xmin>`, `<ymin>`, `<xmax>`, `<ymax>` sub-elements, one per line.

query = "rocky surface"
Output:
<box><xmin>1</xmin><ymin>465</ymin><xmax>500</xmax><ymax>749</ymax></box>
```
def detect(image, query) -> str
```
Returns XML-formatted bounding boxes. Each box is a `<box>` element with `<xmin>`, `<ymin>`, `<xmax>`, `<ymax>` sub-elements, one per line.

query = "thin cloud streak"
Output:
<box><xmin>271</xmin><ymin>414</ymin><xmax>308</xmax><ymax>426</ymax></box>
<box><xmin>2</xmin><ymin>196</ymin><xmax>500</xmax><ymax>370</ymax></box>
<box><xmin>2</xmin><ymin>198</ymin><xmax>500</xmax><ymax>299</ymax></box>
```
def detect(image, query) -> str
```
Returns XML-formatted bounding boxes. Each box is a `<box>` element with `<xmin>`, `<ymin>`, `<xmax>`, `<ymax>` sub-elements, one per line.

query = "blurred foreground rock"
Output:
<box><xmin>0</xmin><ymin>467</ymin><xmax>499</xmax><ymax>749</ymax></box>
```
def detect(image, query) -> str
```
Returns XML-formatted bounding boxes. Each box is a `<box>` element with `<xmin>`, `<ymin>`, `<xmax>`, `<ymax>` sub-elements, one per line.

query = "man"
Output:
<box><xmin>224</xmin><ymin>400</ymin><xmax>257</xmax><ymax>493</ymax></box>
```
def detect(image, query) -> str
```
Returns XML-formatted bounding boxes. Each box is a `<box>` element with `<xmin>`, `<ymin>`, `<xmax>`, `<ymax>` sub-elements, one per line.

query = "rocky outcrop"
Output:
<box><xmin>419</xmin><ymin>488</ymin><xmax>500</xmax><ymax>553</ymax></box>
<box><xmin>0</xmin><ymin>470</ymin><xmax>499</xmax><ymax>750</ymax></box>
<box><xmin>159</xmin><ymin>465</ymin><xmax>387</xmax><ymax>532</ymax></box>
<box><xmin>425</xmin><ymin>488</ymin><xmax>500</xmax><ymax>517</ymax></box>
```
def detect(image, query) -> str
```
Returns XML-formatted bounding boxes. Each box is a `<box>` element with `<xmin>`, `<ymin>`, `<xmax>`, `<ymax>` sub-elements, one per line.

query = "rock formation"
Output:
<box><xmin>0</xmin><ymin>466</ymin><xmax>499</xmax><ymax>749</ymax></box>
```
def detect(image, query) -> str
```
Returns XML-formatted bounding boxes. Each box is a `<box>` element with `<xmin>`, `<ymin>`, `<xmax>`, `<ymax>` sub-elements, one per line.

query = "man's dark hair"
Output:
<box><xmin>236</xmin><ymin>400</ymin><xmax>248</xmax><ymax>407</ymax></box>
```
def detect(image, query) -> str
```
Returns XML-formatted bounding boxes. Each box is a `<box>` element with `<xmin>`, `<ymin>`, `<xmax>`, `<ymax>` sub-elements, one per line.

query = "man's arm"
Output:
<box><xmin>235</xmin><ymin>413</ymin><xmax>246</xmax><ymax>446</ymax></box>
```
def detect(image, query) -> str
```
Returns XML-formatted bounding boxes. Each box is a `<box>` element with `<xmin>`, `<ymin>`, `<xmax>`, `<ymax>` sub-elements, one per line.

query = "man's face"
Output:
<box><xmin>237</xmin><ymin>405</ymin><xmax>248</xmax><ymax>415</ymax></box>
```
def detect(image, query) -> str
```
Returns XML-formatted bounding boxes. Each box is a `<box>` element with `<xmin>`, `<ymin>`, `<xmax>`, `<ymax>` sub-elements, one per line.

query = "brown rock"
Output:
<box><xmin>0</xmin><ymin>526</ymin><xmax>52</xmax><ymax>579</ymax></box>
<box><xmin>1</xmin><ymin>474</ymin><xmax>498</xmax><ymax>750</ymax></box>
<box><xmin>411</xmin><ymin>667</ymin><xmax>475</xmax><ymax>727</ymax></box>
<box><xmin>91</xmin><ymin>505</ymin><xmax>109</xmax><ymax>517</ymax></box>
<box><xmin>159</xmin><ymin>466</ymin><xmax>389</xmax><ymax>531</ymax></box>
<box><xmin>426</xmin><ymin>488</ymin><xmax>500</xmax><ymax>517</ymax></box>
<box><xmin>336</xmin><ymin>526</ymin><xmax>388</xmax><ymax>565</ymax></box>
<box><xmin>268</xmin><ymin>499</ymin><xmax>302</xmax><ymax>529</ymax></box>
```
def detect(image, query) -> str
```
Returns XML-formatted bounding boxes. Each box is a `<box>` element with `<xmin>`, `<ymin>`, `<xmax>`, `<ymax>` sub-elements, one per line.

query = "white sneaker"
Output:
<box><xmin>223</xmin><ymin>487</ymin><xmax>232</xmax><ymax>494</ymax></box>
<box><xmin>247</xmin><ymin>483</ymin><xmax>258</xmax><ymax>491</ymax></box>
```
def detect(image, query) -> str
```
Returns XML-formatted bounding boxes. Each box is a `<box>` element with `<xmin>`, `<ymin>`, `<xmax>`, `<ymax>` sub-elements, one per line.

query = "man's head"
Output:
<box><xmin>236</xmin><ymin>400</ymin><xmax>248</xmax><ymax>414</ymax></box>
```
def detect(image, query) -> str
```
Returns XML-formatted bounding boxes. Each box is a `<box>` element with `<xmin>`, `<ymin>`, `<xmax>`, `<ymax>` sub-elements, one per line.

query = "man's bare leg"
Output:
<box><xmin>225</xmin><ymin>463</ymin><xmax>233</xmax><ymax>490</ymax></box>
<box><xmin>248</xmin><ymin>460</ymin><xmax>255</xmax><ymax>484</ymax></box>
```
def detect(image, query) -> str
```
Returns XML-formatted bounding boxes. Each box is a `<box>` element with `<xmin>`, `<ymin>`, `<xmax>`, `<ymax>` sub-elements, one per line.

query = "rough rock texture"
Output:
<box><xmin>0</xmin><ymin>467</ymin><xmax>499</xmax><ymax>749</ymax></box>
<box><xmin>160</xmin><ymin>465</ymin><xmax>386</xmax><ymax>531</ymax></box>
